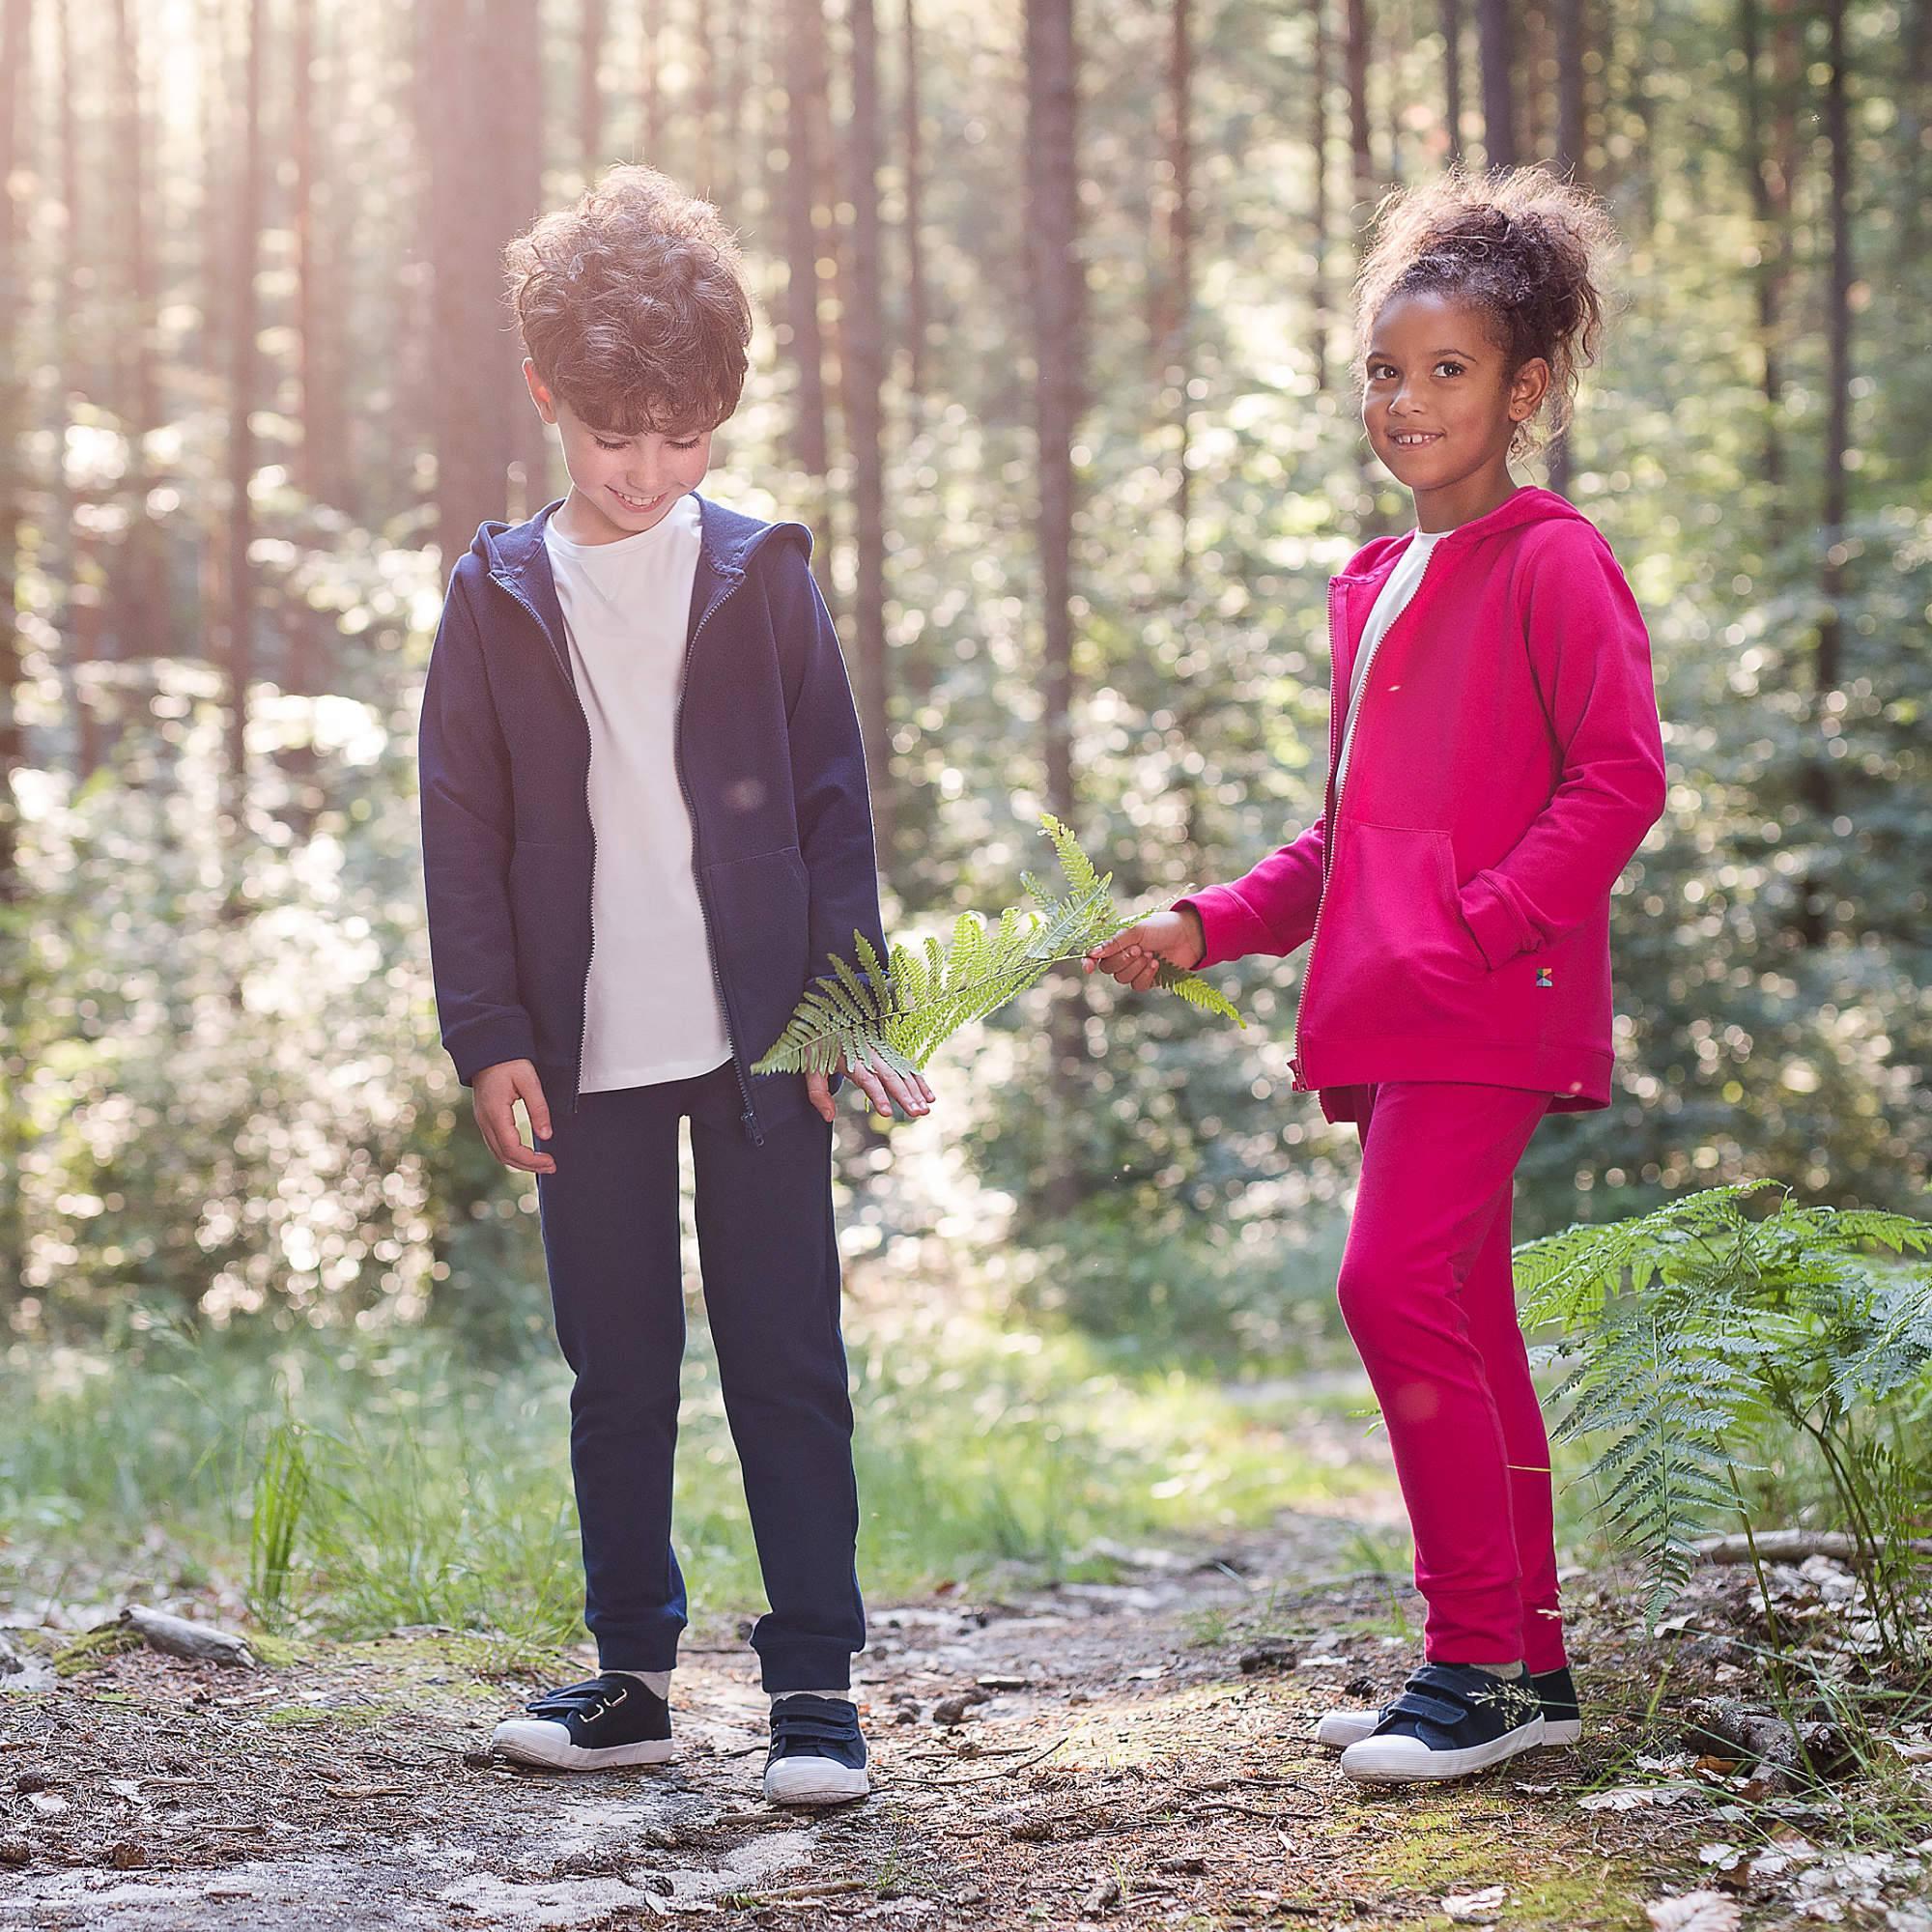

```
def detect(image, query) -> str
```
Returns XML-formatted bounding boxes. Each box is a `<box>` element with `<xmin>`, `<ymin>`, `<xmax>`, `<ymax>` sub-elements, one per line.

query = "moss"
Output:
<box><xmin>51</xmin><ymin>1625</ymin><xmax>143</xmax><ymax>1676</ymax></box>
<box><xmin>1356</xmin><ymin>1796</ymin><xmax>1652</xmax><ymax>1931</ymax></box>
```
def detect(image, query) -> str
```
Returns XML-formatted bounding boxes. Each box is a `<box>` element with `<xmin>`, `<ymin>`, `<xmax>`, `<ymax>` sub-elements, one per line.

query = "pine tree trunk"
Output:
<box><xmin>1441</xmin><ymin>0</ymin><xmax>1463</xmax><ymax>160</ymax></box>
<box><xmin>1736</xmin><ymin>0</ymin><xmax>1784</xmax><ymax>504</ymax></box>
<box><xmin>783</xmin><ymin>0</ymin><xmax>830</xmax><ymax>476</ymax></box>
<box><xmin>845</xmin><ymin>0</ymin><xmax>892</xmax><ymax>872</ymax></box>
<box><xmin>1804</xmin><ymin>0</ymin><xmax>1852</xmax><ymax>948</ymax></box>
<box><xmin>1026</xmin><ymin>0</ymin><xmax>1087</xmax><ymax>1216</ymax></box>
<box><xmin>1478</xmin><ymin>0</ymin><xmax>1516</xmax><ymax>166</ymax></box>
<box><xmin>1346</xmin><ymin>0</ymin><xmax>1374</xmax><ymax>201</ymax></box>
<box><xmin>642</xmin><ymin>0</ymin><xmax>665</xmax><ymax>167</ymax></box>
<box><xmin>901</xmin><ymin>0</ymin><xmax>927</xmax><ymax>397</ymax></box>
<box><xmin>1310</xmin><ymin>0</ymin><xmax>1330</xmax><ymax>390</ymax></box>
<box><xmin>108</xmin><ymin>0</ymin><xmax>165</xmax><ymax>661</ymax></box>
<box><xmin>1817</xmin><ymin>0</ymin><xmax>1851</xmax><ymax>700</ymax></box>
<box><xmin>1163</xmin><ymin>0</ymin><xmax>1193</xmax><ymax>545</ymax></box>
<box><xmin>0</xmin><ymin>0</ymin><xmax>32</xmax><ymax>901</ymax></box>
<box><xmin>582</xmin><ymin>0</ymin><xmax>606</xmax><ymax>175</ymax></box>
<box><xmin>226</xmin><ymin>0</ymin><xmax>266</xmax><ymax>836</ymax></box>
<box><xmin>60</xmin><ymin>0</ymin><xmax>104</xmax><ymax>778</ymax></box>
<box><xmin>1556</xmin><ymin>0</ymin><xmax>1586</xmax><ymax>176</ymax></box>
<box><xmin>0</xmin><ymin>0</ymin><xmax>30</xmax><ymax>1331</ymax></box>
<box><xmin>484</xmin><ymin>0</ymin><xmax>548</xmax><ymax>518</ymax></box>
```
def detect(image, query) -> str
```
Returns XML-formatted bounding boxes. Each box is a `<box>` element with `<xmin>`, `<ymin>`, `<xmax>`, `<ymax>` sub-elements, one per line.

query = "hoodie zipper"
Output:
<box><xmin>1290</xmin><ymin>537</ymin><xmax>1447</xmax><ymax>1092</ymax></box>
<box><xmin>671</xmin><ymin>574</ymin><xmax>764</xmax><ymax>1147</ymax></box>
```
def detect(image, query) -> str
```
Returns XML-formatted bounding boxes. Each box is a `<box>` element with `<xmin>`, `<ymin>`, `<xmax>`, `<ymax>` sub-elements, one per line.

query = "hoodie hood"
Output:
<box><xmin>1337</xmin><ymin>486</ymin><xmax>1589</xmax><ymax>584</ymax></box>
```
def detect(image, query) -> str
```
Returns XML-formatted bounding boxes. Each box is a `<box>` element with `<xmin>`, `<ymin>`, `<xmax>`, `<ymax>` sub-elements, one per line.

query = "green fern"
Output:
<box><xmin>1519</xmin><ymin>1184</ymin><xmax>1932</xmax><ymax>1642</ymax></box>
<box><xmin>753</xmin><ymin>815</ymin><xmax>1242</xmax><ymax>1096</ymax></box>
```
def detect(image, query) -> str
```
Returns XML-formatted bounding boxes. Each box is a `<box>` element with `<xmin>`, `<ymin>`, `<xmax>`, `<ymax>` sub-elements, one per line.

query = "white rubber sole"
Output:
<box><xmin>762</xmin><ymin>1759</ymin><xmax>870</xmax><ymax>1806</ymax></box>
<box><xmin>1320</xmin><ymin>1708</ymin><xmax>1581</xmax><ymax>1750</ymax></box>
<box><xmin>491</xmin><ymin>1719</ymin><xmax>675</xmax><ymax>1770</ymax></box>
<box><xmin>1341</xmin><ymin>1715</ymin><xmax>1545</xmax><ymax>1783</ymax></box>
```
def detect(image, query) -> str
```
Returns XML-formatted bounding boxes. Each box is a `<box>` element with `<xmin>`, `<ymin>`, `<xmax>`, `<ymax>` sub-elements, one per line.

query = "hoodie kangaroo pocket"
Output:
<box><xmin>1311</xmin><ymin>820</ymin><xmax>1489</xmax><ymax>1031</ymax></box>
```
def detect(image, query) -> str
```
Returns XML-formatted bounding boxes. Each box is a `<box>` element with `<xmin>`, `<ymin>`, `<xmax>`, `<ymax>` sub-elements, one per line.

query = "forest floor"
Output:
<box><xmin>5</xmin><ymin>1506</ymin><xmax>1930</xmax><ymax>1932</ymax></box>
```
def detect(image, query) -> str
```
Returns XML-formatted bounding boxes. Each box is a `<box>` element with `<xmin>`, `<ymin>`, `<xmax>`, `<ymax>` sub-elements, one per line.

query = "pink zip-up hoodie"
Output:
<box><xmin>1177</xmin><ymin>487</ymin><xmax>1666</xmax><ymax>1124</ymax></box>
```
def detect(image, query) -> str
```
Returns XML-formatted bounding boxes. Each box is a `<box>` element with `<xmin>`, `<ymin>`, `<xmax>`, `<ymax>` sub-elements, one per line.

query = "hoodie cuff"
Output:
<box><xmin>1458</xmin><ymin>868</ymin><xmax>1539</xmax><ymax>971</ymax></box>
<box><xmin>447</xmin><ymin>1012</ymin><xmax>541</xmax><ymax>1087</ymax></box>
<box><xmin>1173</xmin><ymin>887</ymin><xmax>1274</xmax><ymax>970</ymax></box>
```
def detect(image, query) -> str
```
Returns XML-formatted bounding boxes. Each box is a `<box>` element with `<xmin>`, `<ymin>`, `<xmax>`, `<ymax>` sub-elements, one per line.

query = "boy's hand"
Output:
<box><xmin>807</xmin><ymin>1057</ymin><xmax>935</xmax><ymax>1124</ymax></box>
<box><xmin>1084</xmin><ymin>907</ymin><xmax>1206</xmax><ymax>993</ymax></box>
<box><xmin>472</xmin><ymin>1059</ymin><xmax>557</xmax><ymax>1174</ymax></box>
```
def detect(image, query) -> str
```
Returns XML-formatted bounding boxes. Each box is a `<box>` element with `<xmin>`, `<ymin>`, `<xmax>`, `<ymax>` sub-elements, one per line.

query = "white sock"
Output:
<box><xmin>771</xmin><ymin>1687</ymin><xmax>850</xmax><ymax>1706</ymax></box>
<box><xmin>611</xmin><ymin>1668</ymin><xmax>673</xmax><ymax>1698</ymax></box>
<box><xmin>1465</xmin><ymin>1661</ymin><xmax>1526</xmax><ymax>1681</ymax></box>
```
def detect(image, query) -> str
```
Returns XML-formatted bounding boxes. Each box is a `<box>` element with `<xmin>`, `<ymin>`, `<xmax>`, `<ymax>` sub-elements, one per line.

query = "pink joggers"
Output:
<box><xmin>1337</xmin><ymin>1080</ymin><xmax>1567</xmax><ymax>1674</ymax></box>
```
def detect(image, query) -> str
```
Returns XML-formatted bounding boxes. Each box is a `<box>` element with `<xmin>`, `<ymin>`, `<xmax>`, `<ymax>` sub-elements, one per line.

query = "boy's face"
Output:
<box><xmin>525</xmin><ymin>361</ymin><xmax>714</xmax><ymax>542</ymax></box>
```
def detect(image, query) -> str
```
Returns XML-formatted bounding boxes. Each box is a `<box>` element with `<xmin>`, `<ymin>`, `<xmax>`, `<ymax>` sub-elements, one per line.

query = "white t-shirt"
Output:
<box><xmin>1333</xmin><ymin>527</ymin><xmax>1450</xmax><ymax>798</ymax></box>
<box><xmin>544</xmin><ymin>495</ymin><xmax>732</xmax><ymax>1092</ymax></box>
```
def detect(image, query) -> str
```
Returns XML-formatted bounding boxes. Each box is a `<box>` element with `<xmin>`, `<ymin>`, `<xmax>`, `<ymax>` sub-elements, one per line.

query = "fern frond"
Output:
<box><xmin>751</xmin><ymin>816</ymin><xmax>1245</xmax><ymax>1082</ymax></box>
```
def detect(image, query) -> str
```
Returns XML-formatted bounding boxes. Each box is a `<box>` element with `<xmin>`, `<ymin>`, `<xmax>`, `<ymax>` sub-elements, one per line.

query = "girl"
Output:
<box><xmin>1088</xmin><ymin>170</ymin><xmax>1665</xmax><ymax>1784</ymax></box>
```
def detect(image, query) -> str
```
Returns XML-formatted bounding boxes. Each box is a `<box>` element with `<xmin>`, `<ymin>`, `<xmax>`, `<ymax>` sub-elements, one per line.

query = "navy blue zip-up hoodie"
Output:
<box><xmin>416</xmin><ymin>494</ymin><xmax>885</xmax><ymax>1144</ymax></box>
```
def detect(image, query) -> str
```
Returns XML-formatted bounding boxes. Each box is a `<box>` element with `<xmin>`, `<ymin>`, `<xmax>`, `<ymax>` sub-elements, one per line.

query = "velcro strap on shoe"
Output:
<box><xmin>1386</xmin><ymin>1685</ymin><xmax>1475</xmax><ymax>1728</ymax></box>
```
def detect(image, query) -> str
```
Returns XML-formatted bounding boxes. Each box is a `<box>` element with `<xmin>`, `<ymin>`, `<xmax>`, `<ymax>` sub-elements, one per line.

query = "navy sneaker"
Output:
<box><xmin>1339</xmin><ymin>1662</ymin><xmax>1544</xmax><ymax>1782</ymax></box>
<box><xmin>1319</xmin><ymin>1663</ymin><xmax>1581</xmax><ymax>1750</ymax></box>
<box><xmin>491</xmin><ymin>1673</ymin><xmax>674</xmax><ymax>1770</ymax></box>
<box><xmin>763</xmin><ymin>1694</ymin><xmax>869</xmax><ymax>1805</ymax></box>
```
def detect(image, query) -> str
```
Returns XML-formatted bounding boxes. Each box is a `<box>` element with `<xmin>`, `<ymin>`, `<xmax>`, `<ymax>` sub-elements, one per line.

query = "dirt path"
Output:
<box><xmin>1</xmin><ymin>1515</ymin><xmax>1919</xmax><ymax>1931</ymax></box>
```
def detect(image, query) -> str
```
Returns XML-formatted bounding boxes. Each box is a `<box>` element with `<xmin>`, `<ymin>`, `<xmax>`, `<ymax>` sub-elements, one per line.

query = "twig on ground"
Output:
<box><xmin>119</xmin><ymin>1606</ymin><xmax>255</xmax><ymax>1668</ymax></box>
<box><xmin>1694</xmin><ymin>1530</ymin><xmax>1932</xmax><ymax>1565</ymax></box>
<box><xmin>889</xmin><ymin>1736</ymin><xmax>1069</xmax><ymax>1787</ymax></box>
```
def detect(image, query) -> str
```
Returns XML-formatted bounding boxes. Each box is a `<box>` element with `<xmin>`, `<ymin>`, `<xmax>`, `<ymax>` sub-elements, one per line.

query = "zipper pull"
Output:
<box><xmin>1289</xmin><ymin>1057</ymin><xmax>1308</xmax><ymax>1092</ymax></box>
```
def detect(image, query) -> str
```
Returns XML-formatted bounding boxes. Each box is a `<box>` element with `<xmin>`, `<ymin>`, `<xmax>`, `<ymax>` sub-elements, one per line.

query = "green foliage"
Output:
<box><xmin>753</xmin><ymin>815</ymin><xmax>1241</xmax><ymax>1094</ymax></box>
<box><xmin>1520</xmin><ymin>1183</ymin><xmax>1932</xmax><ymax>1647</ymax></box>
<box><xmin>246</xmin><ymin>1417</ymin><xmax>311</xmax><ymax>1630</ymax></box>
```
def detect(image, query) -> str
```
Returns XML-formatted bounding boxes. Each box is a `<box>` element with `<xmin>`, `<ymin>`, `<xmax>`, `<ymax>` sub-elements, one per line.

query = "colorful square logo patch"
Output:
<box><xmin>1535</xmin><ymin>967</ymin><xmax>1555</xmax><ymax>988</ymax></box>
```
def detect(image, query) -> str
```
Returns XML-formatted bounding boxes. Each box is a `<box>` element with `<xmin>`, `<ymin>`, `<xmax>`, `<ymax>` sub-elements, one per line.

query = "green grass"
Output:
<box><xmin>0</xmin><ymin>1308</ymin><xmax>1381</xmax><ymax>1646</ymax></box>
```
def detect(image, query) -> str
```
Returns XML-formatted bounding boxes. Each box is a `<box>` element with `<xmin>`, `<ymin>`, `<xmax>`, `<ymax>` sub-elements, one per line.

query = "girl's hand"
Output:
<box><xmin>807</xmin><ymin>1056</ymin><xmax>936</xmax><ymax>1123</ymax></box>
<box><xmin>1085</xmin><ymin>907</ymin><xmax>1206</xmax><ymax>993</ymax></box>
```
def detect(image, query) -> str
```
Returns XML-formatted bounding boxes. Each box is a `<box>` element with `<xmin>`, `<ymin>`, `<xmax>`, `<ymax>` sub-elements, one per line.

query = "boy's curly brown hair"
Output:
<box><xmin>1353</xmin><ymin>166</ymin><xmax>1616</xmax><ymax>458</ymax></box>
<box><xmin>504</xmin><ymin>164</ymin><xmax>753</xmax><ymax>438</ymax></box>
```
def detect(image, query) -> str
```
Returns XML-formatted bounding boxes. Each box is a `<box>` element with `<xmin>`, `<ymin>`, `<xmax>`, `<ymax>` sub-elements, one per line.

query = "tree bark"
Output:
<box><xmin>844</xmin><ymin>0</ymin><xmax>893</xmax><ymax>870</ymax></box>
<box><xmin>484</xmin><ymin>0</ymin><xmax>548</xmax><ymax>518</ymax></box>
<box><xmin>641</xmin><ymin>0</ymin><xmax>665</xmax><ymax>167</ymax></box>
<box><xmin>1804</xmin><ymin>0</ymin><xmax>1852</xmax><ymax>950</ymax></box>
<box><xmin>1440</xmin><ymin>0</ymin><xmax>1463</xmax><ymax>162</ymax></box>
<box><xmin>1736</xmin><ymin>0</ymin><xmax>1784</xmax><ymax>502</ymax></box>
<box><xmin>59</xmin><ymin>0</ymin><xmax>104</xmax><ymax>777</ymax></box>
<box><xmin>1345</xmin><ymin>0</ymin><xmax>1374</xmax><ymax>201</ymax></box>
<box><xmin>1555</xmin><ymin>0</ymin><xmax>1586</xmax><ymax>177</ymax></box>
<box><xmin>783</xmin><ymin>0</ymin><xmax>830</xmax><ymax>476</ymax></box>
<box><xmin>1161</xmin><ymin>0</ymin><xmax>1193</xmax><ymax>544</ymax></box>
<box><xmin>1477</xmin><ymin>0</ymin><xmax>1517</xmax><ymax>167</ymax></box>
<box><xmin>425</xmin><ymin>1</ymin><xmax>509</xmax><ymax>572</ymax></box>
<box><xmin>0</xmin><ymin>0</ymin><xmax>32</xmax><ymax>897</ymax></box>
<box><xmin>225</xmin><ymin>0</ymin><xmax>266</xmax><ymax>833</ymax></box>
<box><xmin>581</xmin><ymin>0</ymin><xmax>606</xmax><ymax>175</ymax></box>
<box><xmin>901</xmin><ymin>0</ymin><xmax>928</xmax><ymax>397</ymax></box>
<box><xmin>1026</xmin><ymin>0</ymin><xmax>1087</xmax><ymax>1214</ymax></box>
<box><xmin>1817</xmin><ymin>0</ymin><xmax>1851</xmax><ymax>701</ymax></box>
<box><xmin>1309</xmin><ymin>0</ymin><xmax>1330</xmax><ymax>390</ymax></box>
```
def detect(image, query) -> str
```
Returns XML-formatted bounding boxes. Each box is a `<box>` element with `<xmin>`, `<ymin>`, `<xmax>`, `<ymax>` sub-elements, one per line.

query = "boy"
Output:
<box><xmin>416</xmin><ymin>165</ymin><xmax>932</xmax><ymax>1806</ymax></box>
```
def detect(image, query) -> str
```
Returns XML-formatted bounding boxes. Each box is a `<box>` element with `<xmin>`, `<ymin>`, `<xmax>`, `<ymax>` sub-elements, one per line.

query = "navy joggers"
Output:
<box><xmin>533</xmin><ymin>1062</ymin><xmax>865</xmax><ymax>1691</ymax></box>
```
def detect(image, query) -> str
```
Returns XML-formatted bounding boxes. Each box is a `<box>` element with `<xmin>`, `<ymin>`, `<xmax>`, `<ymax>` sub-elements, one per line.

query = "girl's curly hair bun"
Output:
<box><xmin>1354</xmin><ymin>166</ymin><xmax>1617</xmax><ymax>458</ymax></box>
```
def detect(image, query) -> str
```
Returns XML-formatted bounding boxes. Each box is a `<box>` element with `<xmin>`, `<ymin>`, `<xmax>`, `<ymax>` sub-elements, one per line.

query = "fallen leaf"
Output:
<box><xmin>1580</xmin><ymin>1784</ymin><xmax>1694</xmax><ymax>1812</ymax></box>
<box><xmin>1644</xmin><ymin>1892</ymin><xmax>1743</xmax><ymax>1932</ymax></box>
<box><xmin>1443</xmin><ymin>1885</ymin><xmax>1507</xmax><ymax>1923</ymax></box>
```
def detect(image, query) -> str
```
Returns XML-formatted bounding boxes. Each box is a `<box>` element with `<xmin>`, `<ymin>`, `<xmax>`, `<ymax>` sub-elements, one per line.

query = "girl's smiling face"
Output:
<box><xmin>524</xmin><ymin>360</ymin><xmax>714</xmax><ymax>544</ymax></box>
<box><xmin>1361</xmin><ymin>290</ymin><xmax>1549</xmax><ymax>527</ymax></box>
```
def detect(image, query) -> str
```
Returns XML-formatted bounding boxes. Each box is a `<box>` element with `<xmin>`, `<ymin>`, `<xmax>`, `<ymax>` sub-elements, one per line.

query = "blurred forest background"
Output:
<box><xmin>0</xmin><ymin>0</ymin><xmax>1925</xmax><ymax>1392</ymax></box>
